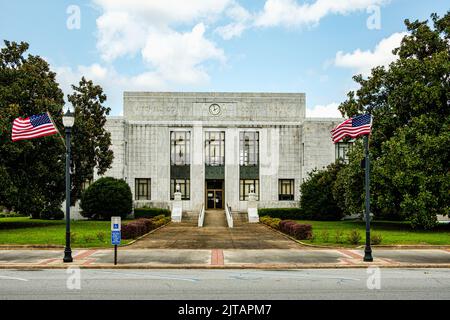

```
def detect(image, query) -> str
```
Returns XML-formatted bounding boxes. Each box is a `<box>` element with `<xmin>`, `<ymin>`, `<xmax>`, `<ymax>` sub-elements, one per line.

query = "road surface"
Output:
<box><xmin>0</xmin><ymin>268</ymin><xmax>449</xmax><ymax>300</ymax></box>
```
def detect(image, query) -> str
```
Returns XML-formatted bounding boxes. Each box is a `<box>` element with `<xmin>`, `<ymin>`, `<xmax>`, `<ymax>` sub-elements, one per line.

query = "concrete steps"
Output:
<box><xmin>204</xmin><ymin>210</ymin><xmax>227</xmax><ymax>227</ymax></box>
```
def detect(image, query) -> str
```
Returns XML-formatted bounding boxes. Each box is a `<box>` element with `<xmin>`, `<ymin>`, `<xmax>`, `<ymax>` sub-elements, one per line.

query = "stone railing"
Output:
<box><xmin>198</xmin><ymin>204</ymin><xmax>205</xmax><ymax>228</ymax></box>
<box><xmin>225</xmin><ymin>203</ymin><xmax>233</xmax><ymax>228</ymax></box>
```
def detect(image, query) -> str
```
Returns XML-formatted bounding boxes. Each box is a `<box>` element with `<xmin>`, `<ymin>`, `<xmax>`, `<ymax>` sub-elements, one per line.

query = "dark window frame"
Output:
<box><xmin>170</xmin><ymin>131</ymin><xmax>191</xmax><ymax>166</ymax></box>
<box><xmin>239</xmin><ymin>179</ymin><xmax>260</xmax><ymax>201</ymax></box>
<box><xmin>239</xmin><ymin>131</ymin><xmax>259</xmax><ymax>166</ymax></box>
<box><xmin>335</xmin><ymin>142</ymin><xmax>352</xmax><ymax>163</ymax></box>
<box><xmin>205</xmin><ymin>131</ymin><xmax>225</xmax><ymax>166</ymax></box>
<box><xmin>135</xmin><ymin>178</ymin><xmax>151</xmax><ymax>200</ymax></box>
<box><xmin>278</xmin><ymin>179</ymin><xmax>294</xmax><ymax>201</ymax></box>
<box><xmin>170</xmin><ymin>178</ymin><xmax>191</xmax><ymax>200</ymax></box>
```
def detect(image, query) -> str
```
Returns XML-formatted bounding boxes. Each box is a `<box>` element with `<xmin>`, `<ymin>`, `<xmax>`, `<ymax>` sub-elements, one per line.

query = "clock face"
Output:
<box><xmin>209</xmin><ymin>104</ymin><xmax>221</xmax><ymax>116</ymax></box>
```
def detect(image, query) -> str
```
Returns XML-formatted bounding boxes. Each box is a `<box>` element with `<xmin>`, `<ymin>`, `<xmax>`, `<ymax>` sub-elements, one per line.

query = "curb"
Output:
<box><xmin>1</xmin><ymin>263</ymin><xmax>450</xmax><ymax>270</ymax></box>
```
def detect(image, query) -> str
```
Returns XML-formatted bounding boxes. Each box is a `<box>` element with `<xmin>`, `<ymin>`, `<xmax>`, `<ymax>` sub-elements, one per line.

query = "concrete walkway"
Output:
<box><xmin>0</xmin><ymin>248</ymin><xmax>449</xmax><ymax>269</ymax></box>
<box><xmin>129</xmin><ymin>215</ymin><xmax>303</xmax><ymax>249</ymax></box>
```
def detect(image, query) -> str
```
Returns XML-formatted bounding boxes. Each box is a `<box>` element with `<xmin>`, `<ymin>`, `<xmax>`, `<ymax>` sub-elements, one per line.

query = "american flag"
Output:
<box><xmin>12</xmin><ymin>112</ymin><xmax>59</xmax><ymax>142</ymax></box>
<box><xmin>331</xmin><ymin>114</ymin><xmax>372</xmax><ymax>143</ymax></box>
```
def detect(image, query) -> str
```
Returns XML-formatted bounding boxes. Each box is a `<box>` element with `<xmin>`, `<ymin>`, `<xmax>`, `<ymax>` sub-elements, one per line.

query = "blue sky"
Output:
<box><xmin>0</xmin><ymin>0</ymin><xmax>448</xmax><ymax>116</ymax></box>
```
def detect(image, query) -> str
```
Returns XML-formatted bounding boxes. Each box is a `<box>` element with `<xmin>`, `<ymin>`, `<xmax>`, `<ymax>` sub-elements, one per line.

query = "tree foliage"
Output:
<box><xmin>68</xmin><ymin>77</ymin><xmax>113</xmax><ymax>205</ymax></box>
<box><xmin>80</xmin><ymin>177</ymin><xmax>132</xmax><ymax>220</ymax></box>
<box><xmin>0</xmin><ymin>41</ymin><xmax>65</xmax><ymax>218</ymax></box>
<box><xmin>300</xmin><ymin>161</ymin><xmax>346</xmax><ymax>221</ymax></box>
<box><xmin>337</xmin><ymin>13</ymin><xmax>450</xmax><ymax>229</ymax></box>
<box><xmin>0</xmin><ymin>41</ymin><xmax>113</xmax><ymax>218</ymax></box>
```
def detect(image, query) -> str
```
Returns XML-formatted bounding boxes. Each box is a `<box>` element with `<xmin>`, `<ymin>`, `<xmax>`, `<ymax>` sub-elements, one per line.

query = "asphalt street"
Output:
<box><xmin>0</xmin><ymin>268</ymin><xmax>449</xmax><ymax>300</ymax></box>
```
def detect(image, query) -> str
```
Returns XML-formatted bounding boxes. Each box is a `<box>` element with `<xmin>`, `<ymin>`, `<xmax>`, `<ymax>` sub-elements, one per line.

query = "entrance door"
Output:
<box><xmin>206</xmin><ymin>180</ymin><xmax>224</xmax><ymax>209</ymax></box>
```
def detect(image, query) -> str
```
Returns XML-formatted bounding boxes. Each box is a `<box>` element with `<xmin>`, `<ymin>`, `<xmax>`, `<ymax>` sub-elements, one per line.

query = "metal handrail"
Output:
<box><xmin>225</xmin><ymin>203</ymin><xmax>233</xmax><ymax>228</ymax></box>
<box><xmin>198</xmin><ymin>204</ymin><xmax>205</xmax><ymax>227</ymax></box>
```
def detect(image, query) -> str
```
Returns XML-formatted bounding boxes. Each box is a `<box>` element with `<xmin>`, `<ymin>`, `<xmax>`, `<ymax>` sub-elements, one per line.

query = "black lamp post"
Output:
<box><xmin>62</xmin><ymin>107</ymin><xmax>75</xmax><ymax>263</ymax></box>
<box><xmin>363</xmin><ymin>135</ymin><xmax>373</xmax><ymax>262</ymax></box>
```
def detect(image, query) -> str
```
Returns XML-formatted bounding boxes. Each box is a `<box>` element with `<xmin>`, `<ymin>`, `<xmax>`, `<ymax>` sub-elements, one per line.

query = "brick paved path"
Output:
<box><xmin>129</xmin><ymin>210</ymin><xmax>303</xmax><ymax>249</ymax></box>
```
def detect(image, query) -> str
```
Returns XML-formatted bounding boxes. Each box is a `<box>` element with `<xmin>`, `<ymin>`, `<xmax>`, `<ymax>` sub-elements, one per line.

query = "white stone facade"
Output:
<box><xmin>103</xmin><ymin>92</ymin><xmax>343</xmax><ymax>213</ymax></box>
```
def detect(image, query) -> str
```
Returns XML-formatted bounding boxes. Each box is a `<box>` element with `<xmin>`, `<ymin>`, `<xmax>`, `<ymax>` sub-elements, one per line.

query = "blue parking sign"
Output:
<box><xmin>111</xmin><ymin>230</ymin><xmax>121</xmax><ymax>245</ymax></box>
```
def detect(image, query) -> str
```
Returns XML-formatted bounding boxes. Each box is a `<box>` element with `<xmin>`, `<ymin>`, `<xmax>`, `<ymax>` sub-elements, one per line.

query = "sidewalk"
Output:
<box><xmin>0</xmin><ymin>248</ymin><xmax>449</xmax><ymax>269</ymax></box>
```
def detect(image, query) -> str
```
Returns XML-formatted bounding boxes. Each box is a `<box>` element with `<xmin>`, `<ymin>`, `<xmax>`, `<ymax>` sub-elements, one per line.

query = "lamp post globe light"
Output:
<box><xmin>62</xmin><ymin>106</ymin><xmax>75</xmax><ymax>263</ymax></box>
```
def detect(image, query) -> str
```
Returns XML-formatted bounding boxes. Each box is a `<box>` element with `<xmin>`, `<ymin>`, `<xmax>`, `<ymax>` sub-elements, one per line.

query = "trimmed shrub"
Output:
<box><xmin>371</xmin><ymin>233</ymin><xmax>383</xmax><ymax>245</ymax></box>
<box><xmin>291</xmin><ymin>224</ymin><xmax>313</xmax><ymax>240</ymax></box>
<box><xmin>260</xmin><ymin>216</ymin><xmax>281</xmax><ymax>229</ymax></box>
<box><xmin>121</xmin><ymin>216</ymin><xmax>171</xmax><ymax>240</ymax></box>
<box><xmin>347</xmin><ymin>229</ymin><xmax>362</xmax><ymax>245</ymax></box>
<box><xmin>0</xmin><ymin>211</ymin><xmax>24</xmax><ymax>218</ymax></box>
<box><xmin>80</xmin><ymin>177</ymin><xmax>133</xmax><ymax>220</ymax></box>
<box><xmin>278</xmin><ymin>220</ymin><xmax>313</xmax><ymax>240</ymax></box>
<box><xmin>134</xmin><ymin>207</ymin><xmax>170</xmax><ymax>219</ymax></box>
<box><xmin>83</xmin><ymin>234</ymin><xmax>96</xmax><ymax>243</ymax></box>
<box><xmin>39</xmin><ymin>207</ymin><xmax>64</xmax><ymax>220</ymax></box>
<box><xmin>259</xmin><ymin>208</ymin><xmax>310</xmax><ymax>220</ymax></box>
<box><xmin>334</xmin><ymin>230</ymin><xmax>344</xmax><ymax>244</ymax></box>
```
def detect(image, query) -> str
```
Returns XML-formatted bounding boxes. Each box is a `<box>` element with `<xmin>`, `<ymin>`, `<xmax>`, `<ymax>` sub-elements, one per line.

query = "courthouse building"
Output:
<box><xmin>103</xmin><ymin>92</ymin><xmax>347</xmax><ymax>214</ymax></box>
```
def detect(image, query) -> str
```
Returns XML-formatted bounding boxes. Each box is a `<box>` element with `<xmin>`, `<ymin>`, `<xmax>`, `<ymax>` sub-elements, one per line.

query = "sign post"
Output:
<box><xmin>111</xmin><ymin>217</ymin><xmax>121</xmax><ymax>265</ymax></box>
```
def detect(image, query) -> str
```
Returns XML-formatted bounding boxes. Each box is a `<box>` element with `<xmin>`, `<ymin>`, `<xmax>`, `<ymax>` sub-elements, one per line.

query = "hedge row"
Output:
<box><xmin>260</xmin><ymin>216</ymin><xmax>281</xmax><ymax>229</ymax></box>
<box><xmin>259</xmin><ymin>208</ymin><xmax>311</xmax><ymax>220</ymax></box>
<box><xmin>134</xmin><ymin>207</ymin><xmax>171</xmax><ymax>219</ymax></box>
<box><xmin>122</xmin><ymin>215</ymin><xmax>171</xmax><ymax>239</ymax></box>
<box><xmin>260</xmin><ymin>216</ymin><xmax>313</xmax><ymax>240</ymax></box>
<box><xmin>279</xmin><ymin>220</ymin><xmax>313</xmax><ymax>240</ymax></box>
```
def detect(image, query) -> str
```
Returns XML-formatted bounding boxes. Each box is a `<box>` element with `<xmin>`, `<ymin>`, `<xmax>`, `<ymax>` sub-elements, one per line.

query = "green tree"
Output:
<box><xmin>338</xmin><ymin>13</ymin><xmax>450</xmax><ymax>229</ymax></box>
<box><xmin>300</xmin><ymin>161</ymin><xmax>346</xmax><ymax>221</ymax></box>
<box><xmin>0</xmin><ymin>41</ymin><xmax>114</xmax><ymax>218</ymax></box>
<box><xmin>0</xmin><ymin>41</ymin><xmax>65</xmax><ymax>218</ymax></box>
<box><xmin>68</xmin><ymin>77</ymin><xmax>114</xmax><ymax>205</ymax></box>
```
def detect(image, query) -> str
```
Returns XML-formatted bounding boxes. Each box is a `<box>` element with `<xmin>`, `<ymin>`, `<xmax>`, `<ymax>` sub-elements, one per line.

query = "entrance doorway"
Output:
<box><xmin>206</xmin><ymin>179</ymin><xmax>224</xmax><ymax>209</ymax></box>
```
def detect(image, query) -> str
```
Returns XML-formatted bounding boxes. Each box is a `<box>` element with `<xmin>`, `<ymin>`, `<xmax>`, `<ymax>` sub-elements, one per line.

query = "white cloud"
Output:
<box><xmin>142</xmin><ymin>23</ymin><xmax>225</xmax><ymax>85</ymax></box>
<box><xmin>334</xmin><ymin>32</ymin><xmax>407</xmax><ymax>76</ymax></box>
<box><xmin>306</xmin><ymin>102</ymin><xmax>343</xmax><ymax>118</ymax></box>
<box><xmin>215</xmin><ymin>1</ymin><xmax>252</xmax><ymax>40</ymax></box>
<box><xmin>254</xmin><ymin>0</ymin><xmax>389</xmax><ymax>28</ymax></box>
<box><xmin>96</xmin><ymin>11</ymin><xmax>147</xmax><ymax>62</ymax></box>
<box><xmin>93</xmin><ymin>0</ymin><xmax>231</xmax><ymax>26</ymax></box>
<box><xmin>92</xmin><ymin>0</ymin><xmax>229</xmax><ymax>87</ymax></box>
<box><xmin>55</xmin><ymin>64</ymin><xmax>168</xmax><ymax>115</ymax></box>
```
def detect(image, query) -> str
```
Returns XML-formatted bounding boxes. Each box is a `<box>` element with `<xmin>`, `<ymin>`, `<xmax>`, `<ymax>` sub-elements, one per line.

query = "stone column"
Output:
<box><xmin>191</xmin><ymin>122</ymin><xmax>204</xmax><ymax>212</ymax></box>
<box><xmin>225</xmin><ymin>128</ymin><xmax>239</xmax><ymax>211</ymax></box>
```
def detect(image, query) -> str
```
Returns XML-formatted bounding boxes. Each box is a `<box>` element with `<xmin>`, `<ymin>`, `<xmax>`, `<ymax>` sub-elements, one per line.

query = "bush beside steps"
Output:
<box><xmin>260</xmin><ymin>216</ymin><xmax>312</xmax><ymax>240</ymax></box>
<box><xmin>122</xmin><ymin>215</ymin><xmax>171</xmax><ymax>240</ymax></box>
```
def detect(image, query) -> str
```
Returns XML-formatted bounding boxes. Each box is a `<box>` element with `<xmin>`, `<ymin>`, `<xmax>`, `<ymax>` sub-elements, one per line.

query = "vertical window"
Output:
<box><xmin>135</xmin><ymin>178</ymin><xmax>151</xmax><ymax>200</ymax></box>
<box><xmin>278</xmin><ymin>179</ymin><xmax>294</xmax><ymax>201</ymax></box>
<box><xmin>335</xmin><ymin>142</ymin><xmax>352</xmax><ymax>163</ymax></box>
<box><xmin>239</xmin><ymin>179</ymin><xmax>259</xmax><ymax>201</ymax></box>
<box><xmin>239</xmin><ymin>131</ymin><xmax>259</xmax><ymax>166</ymax></box>
<box><xmin>205</xmin><ymin>131</ymin><xmax>225</xmax><ymax>165</ymax></box>
<box><xmin>170</xmin><ymin>131</ymin><xmax>190</xmax><ymax>165</ymax></box>
<box><xmin>170</xmin><ymin>178</ymin><xmax>190</xmax><ymax>200</ymax></box>
<box><xmin>302</xmin><ymin>143</ymin><xmax>305</xmax><ymax>165</ymax></box>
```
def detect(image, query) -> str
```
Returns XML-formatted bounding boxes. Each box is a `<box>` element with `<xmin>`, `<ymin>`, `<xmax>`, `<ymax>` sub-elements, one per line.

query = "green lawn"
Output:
<box><xmin>296</xmin><ymin>220</ymin><xmax>450</xmax><ymax>246</ymax></box>
<box><xmin>0</xmin><ymin>217</ymin><xmax>132</xmax><ymax>248</ymax></box>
